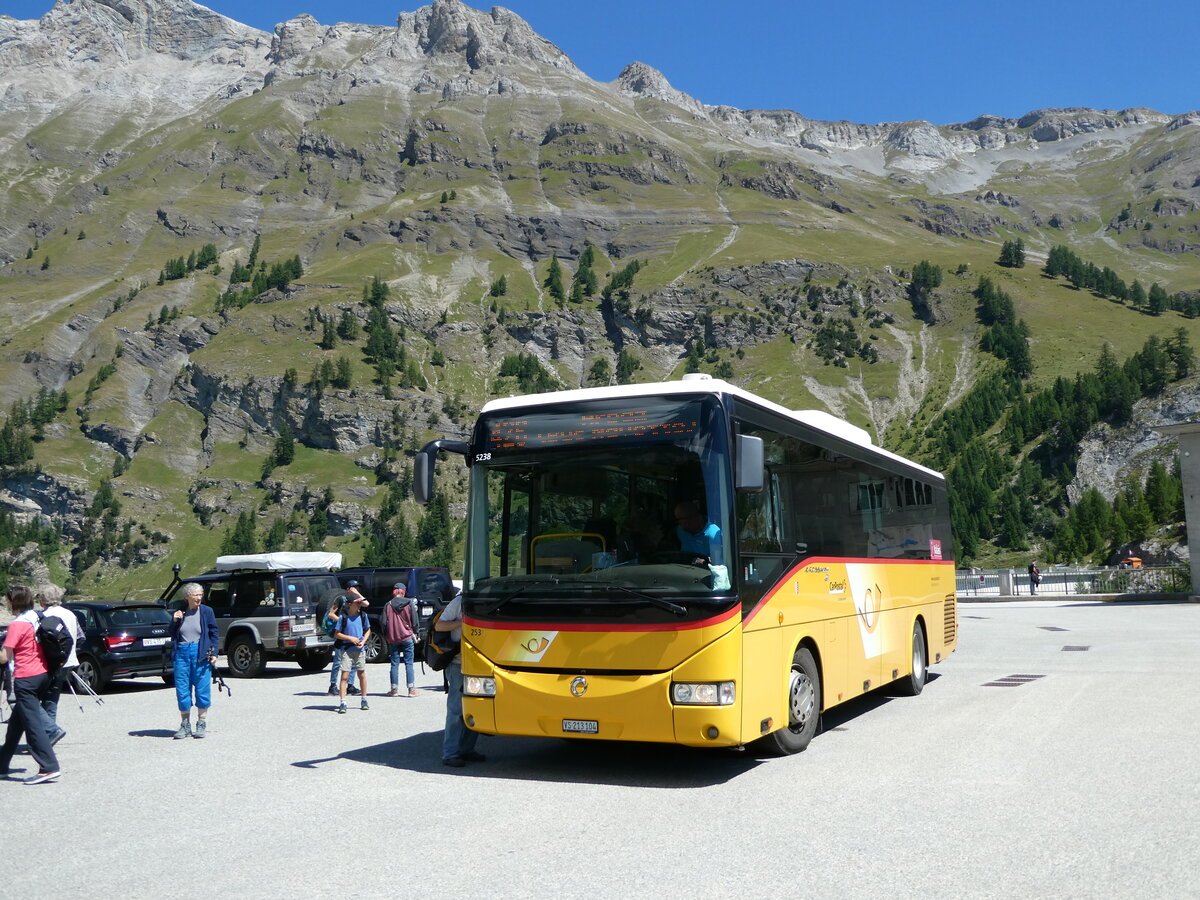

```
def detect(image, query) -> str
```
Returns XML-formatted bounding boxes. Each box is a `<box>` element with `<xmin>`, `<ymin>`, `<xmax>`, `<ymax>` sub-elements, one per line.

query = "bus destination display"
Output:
<box><xmin>482</xmin><ymin>404</ymin><xmax>702</xmax><ymax>452</ymax></box>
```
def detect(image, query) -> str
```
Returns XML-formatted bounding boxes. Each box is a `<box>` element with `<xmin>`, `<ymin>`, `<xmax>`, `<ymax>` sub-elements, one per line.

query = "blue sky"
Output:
<box><xmin>7</xmin><ymin>0</ymin><xmax>1197</xmax><ymax>123</ymax></box>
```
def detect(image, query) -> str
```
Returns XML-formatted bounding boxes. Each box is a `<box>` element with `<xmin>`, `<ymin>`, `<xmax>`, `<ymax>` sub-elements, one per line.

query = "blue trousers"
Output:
<box><xmin>329</xmin><ymin>645</ymin><xmax>345</xmax><ymax>687</ymax></box>
<box><xmin>0</xmin><ymin>673</ymin><xmax>58</xmax><ymax>774</ymax></box>
<box><xmin>41</xmin><ymin>668</ymin><xmax>68</xmax><ymax>739</ymax></box>
<box><xmin>388</xmin><ymin>638</ymin><xmax>415</xmax><ymax>689</ymax></box>
<box><xmin>173</xmin><ymin>643</ymin><xmax>212</xmax><ymax>712</ymax></box>
<box><xmin>442</xmin><ymin>664</ymin><xmax>479</xmax><ymax>761</ymax></box>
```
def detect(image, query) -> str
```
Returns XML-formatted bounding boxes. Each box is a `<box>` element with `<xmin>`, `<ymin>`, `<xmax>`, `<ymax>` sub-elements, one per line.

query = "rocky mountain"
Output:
<box><xmin>0</xmin><ymin>0</ymin><xmax>1197</xmax><ymax>591</ymax></box>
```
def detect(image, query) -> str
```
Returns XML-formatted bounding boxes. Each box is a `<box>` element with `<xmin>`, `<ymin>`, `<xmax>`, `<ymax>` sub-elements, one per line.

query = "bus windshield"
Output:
<box><xmin>463</xmin><ymin>395</ymin><xmax>735</xmax><ymax>614</ymax></box>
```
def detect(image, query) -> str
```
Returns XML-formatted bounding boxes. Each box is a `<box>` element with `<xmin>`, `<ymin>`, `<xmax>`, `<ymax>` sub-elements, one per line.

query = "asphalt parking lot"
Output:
<box><xmin>7</xmin><ymin>598</ymin><xmax>1200</xmax><ymax>898</ymax></box>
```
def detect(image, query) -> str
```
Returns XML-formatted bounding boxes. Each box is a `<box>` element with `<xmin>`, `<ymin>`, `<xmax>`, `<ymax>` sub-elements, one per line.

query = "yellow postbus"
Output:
<box><xmin>415</xmin><ymin>375</ymin><xmax>957</xmax><ymax>754</ymax></box>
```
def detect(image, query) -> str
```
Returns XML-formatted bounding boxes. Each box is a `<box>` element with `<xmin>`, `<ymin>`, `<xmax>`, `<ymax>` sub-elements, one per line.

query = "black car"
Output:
<box><xmin>336</xmin><ymin>567</ymin><xmax>454</xmax><ymax>663</ymax></box>
<box><xmin>65</xmin><ymin>602</ymin><xmax>174</xmax><ymax>692</ymax></box>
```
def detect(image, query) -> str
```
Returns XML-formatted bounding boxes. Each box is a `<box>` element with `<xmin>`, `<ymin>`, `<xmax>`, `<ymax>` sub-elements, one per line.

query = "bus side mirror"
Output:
<box><xmin>414</xmin><ymin>440</ymin><xmax>470</xmax><ymax>506</ymax></box>
<box><xmin>736</xmin><ymin>435</ymin><xmax>764</xmax><ymax>492</ymax></box>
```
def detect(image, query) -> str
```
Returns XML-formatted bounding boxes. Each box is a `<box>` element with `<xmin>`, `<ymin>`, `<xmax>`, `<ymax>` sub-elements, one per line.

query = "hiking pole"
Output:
<box><xmin>69</xmin><ymin>670</ymin><xmax>104</xmax><ymax>708</ymax></box>
<box><xmin>209</xmin><ymin>653</ymin><xmax>231</xmax><ymax>699</ymax></box>
<box><xmin>65</xmin><ymin>673</ymin><xmax>85</xmax><ymax>713</ymax></box>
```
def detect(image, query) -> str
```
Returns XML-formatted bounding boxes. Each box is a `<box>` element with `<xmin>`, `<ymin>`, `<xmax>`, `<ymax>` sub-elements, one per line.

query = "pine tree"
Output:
<box><xmin>1148</xmin><ymin>283</ymin><xmax>1169</xmax><ymax>315</ymax></box>
<box><xmin>263</xmin><ymin>518</ymin><xmax>289</xmax><ymax>552</ymax></box>
<box><xmin>588</xmin><ymin>357</ymin><xmax>612</xmax><ymax>386</ymax></box>
<box><xmin>1144</xmin><ymin>461</ymin><xmax>1174</xmax><ymax>522</ymax></box>
<box><xmin>274</xmin><ymin>424</ymin><xmax>295</xmax><ymax>467</ymax></box>
<box><xmin>320</xmin><ymin>317</ymin><xmax>337</xmax><ymax>350</ymax></box>
<box><xmin>997</xmin><ymin>239</ymin><xmax>1026</xmax><ymax>268</ymax></box>
<box><xmin>336</xmin><ymin>309</ymin><xmax>359</xmax><ymax>341</ymax></box>
<box><xmin>220</xmin><ymin>511</ymin><xmax>259</xmax><ymax>555</ymax></box>
<box><xmin>545</xmin><ymin>257</ymin><xmax>565</xmax><ymax>304</ymax></box>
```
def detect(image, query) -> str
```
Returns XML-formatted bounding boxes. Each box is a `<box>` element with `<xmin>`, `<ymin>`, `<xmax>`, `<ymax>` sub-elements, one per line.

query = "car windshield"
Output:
<box><xmin>107</xmin><ymin>607</ymin><xmax>172</xmax><ymax>627</ymax></box>
<box><xmin>463</xmin><ymin>395</ymin><xmax>734</xmax><ymax>617</ymax></box>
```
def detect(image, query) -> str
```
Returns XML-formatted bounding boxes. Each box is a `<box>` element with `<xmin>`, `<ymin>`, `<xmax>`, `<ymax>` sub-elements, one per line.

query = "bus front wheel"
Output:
<box><xmin>759</xmin><ymin>646</ymin><xmax>821</xmax><ymax>755</ymax></box>
<box><xmin>895</xmin><ymin>621</ymin><xmax>926</xmax><ymax>697</ymax></box>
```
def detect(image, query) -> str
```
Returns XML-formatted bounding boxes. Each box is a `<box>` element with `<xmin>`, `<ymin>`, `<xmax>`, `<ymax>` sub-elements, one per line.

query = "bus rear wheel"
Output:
<box><xmin>895</xmin><ymin>621</ymin><xmax>927</xmax><ymax>697</ymax></box>
<box><xmin>758</xmin><ymin>646</ymin><xmax>821</xmax><ymax>756</ymax></box>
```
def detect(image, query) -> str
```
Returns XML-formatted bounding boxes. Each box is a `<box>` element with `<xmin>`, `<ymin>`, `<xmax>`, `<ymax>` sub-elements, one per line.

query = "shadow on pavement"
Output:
<box><xmin>128</xmin><ymin>729</ymin><xmax>178</xmax><ymax>739</ymax></box>
<box><xmin>295</xmin><ymin>730</ymin><xmax>762</xmax><ymax>787</ymax></box>
<box><xmin>88</xmin><ymin>680</ymin><xmax>170</xmax><ymax>696</ymax></box>
<box><xmin>220</xmin><ymin>667</ymin><xmax>315</xmax><ymax>681</ymax></box>
<box><xmin>290</xmin><ymin>672</ymin><xmax>947</xmax><ymax>785</ymax></box>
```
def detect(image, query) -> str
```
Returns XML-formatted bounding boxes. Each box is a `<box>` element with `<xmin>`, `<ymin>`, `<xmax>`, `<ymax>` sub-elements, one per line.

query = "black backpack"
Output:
<box><xmin>422</xmin><ymin>606</ymin><xmax>460</xmax><ymax>671</ymax></box>
<box><xmin>35</xmin><ymin>611</ymin><xmax>73</xmax><ymax>672</ymax></box>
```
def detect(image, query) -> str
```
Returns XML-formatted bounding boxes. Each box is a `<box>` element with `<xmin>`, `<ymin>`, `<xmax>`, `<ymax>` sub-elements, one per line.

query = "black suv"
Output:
<box><xmin>336</xmin><ymin>566</ymin><xmax>453</xmax><ymax>663</ymax></box>
<box><xmin>65</xmin><ymin>602</ymin><xmax>174</xmax><ymax>692</ymax></box>
<box><xmin>160</xmin><ymin>561</ymin><xmax>341</xmax><ymax>677</ymax></box>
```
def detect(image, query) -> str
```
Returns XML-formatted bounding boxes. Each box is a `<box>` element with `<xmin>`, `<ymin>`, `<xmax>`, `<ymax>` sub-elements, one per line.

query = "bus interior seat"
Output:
<box><xmin>583</xmin><ymin>517</ymin><xmax>617</xmax><ymax>551</ymax></box>
<box><xmin>531</xmin><ymin>533</ymin><xmax>605</xmax><ymax>574</ymax></box>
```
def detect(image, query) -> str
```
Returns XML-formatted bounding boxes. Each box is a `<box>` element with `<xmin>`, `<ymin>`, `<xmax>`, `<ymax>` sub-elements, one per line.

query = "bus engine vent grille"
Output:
<box><xmin>943</xmin><ymin>595</ymin><xmax>956</xmax><ymax>643</ymax></box>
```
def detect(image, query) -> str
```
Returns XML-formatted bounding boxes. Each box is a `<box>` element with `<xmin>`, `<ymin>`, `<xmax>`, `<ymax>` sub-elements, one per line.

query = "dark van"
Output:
<box><xmin>335</xmin><ymin>567</ymin><xmax>454</xmax><ymax>663</ymax></box>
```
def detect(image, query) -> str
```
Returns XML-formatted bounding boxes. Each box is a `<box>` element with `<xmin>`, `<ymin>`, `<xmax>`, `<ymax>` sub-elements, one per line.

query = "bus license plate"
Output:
<box><xmin>562</xmin><ymin>719</ymin><xmax>599</xmax><ymax>734</ymax></box>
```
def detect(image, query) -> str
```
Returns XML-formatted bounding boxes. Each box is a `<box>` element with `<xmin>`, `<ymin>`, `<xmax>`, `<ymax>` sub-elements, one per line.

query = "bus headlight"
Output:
<box><xmin>671</xmin><ymin>681</ymin><xmax>735</xmax><ymax>706</ymax></box>
<box><xmin>464</xmin><ymin>675</ymin><xmax>496</xmax><ymax>697</ymax></box>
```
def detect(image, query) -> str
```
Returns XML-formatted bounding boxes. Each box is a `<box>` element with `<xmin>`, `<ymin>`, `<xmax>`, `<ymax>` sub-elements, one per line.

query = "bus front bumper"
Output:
<box><xmin>462</xmin><ymin>664</ymin><xmax>743</xmax><ymax>748</ymax></box>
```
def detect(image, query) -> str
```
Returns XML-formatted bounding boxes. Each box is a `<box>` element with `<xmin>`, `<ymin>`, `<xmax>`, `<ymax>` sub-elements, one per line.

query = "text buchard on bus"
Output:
<box><xmin>415</xmin><ymin>374</ymin><xmax>957</xmax><ymax>754</ymax></box>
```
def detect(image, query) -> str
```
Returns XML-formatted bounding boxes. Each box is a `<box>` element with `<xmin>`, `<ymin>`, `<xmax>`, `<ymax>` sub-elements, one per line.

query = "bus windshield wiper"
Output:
<box><xmin>488</xmin><ymin>584</ymin><xmax>564</xmax><ymax>615</ymax></box>
<box><xmin>605</xmin><ymin>584</ymin><xmax>687</xmax><ymax>616</ymax></box>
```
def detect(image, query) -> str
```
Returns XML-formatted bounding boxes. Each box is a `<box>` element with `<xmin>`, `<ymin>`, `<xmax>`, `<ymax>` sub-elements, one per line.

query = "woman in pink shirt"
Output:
<box><xmin>0</xmin><ymin>585</ymin><xmax>60</xmax><ymax>784</ymax></box>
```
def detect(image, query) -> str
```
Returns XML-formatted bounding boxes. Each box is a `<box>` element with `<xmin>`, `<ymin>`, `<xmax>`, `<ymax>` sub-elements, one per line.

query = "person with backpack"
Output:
<box><xmin>382</xmin><ymin>583</ymin><xmax>419</xmax><ymax>697</ymax></box>
<box><xmin>323</xmin><ymin>585</ymin><xmax>366</xmax><ymax>696</ymax></box>
<box><xmin>334</xmin><ymin>594</ymin><xmax>371</xmax><ymax>714</ymax></box>
<box><xmin>435</xmin><ymin>588</ymin><xmax>484</xmax><ymax>768</ymax></box>
<box><xmin>0</xmin><ymin>584</ymin><xmax>61</xmax><ymax>783</ymax></box>
<box><xmin>38</xmin><ymin>590</ymin><xmax>83</xmax><ymax>747</ymax></box>
<box><xmin>323</xmin><ymin>593</ymin><xmax>350</xmax><ymax>697</ymax></box>
<box><xmin>169</xmin><ymin>582</ymin><xmax>220</xmax><ymax>739</ymax></box>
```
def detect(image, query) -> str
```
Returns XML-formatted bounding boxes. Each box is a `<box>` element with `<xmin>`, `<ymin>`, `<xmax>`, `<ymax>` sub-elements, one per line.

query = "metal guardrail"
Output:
<box><xmin>956</xmin><ymin>565</ymin><xmax>1191</xmax><ymax>598</ymax></box>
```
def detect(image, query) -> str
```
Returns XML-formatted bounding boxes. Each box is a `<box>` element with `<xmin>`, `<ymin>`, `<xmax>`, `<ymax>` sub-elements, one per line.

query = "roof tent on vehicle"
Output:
<box><xmin>214</xmin><ymin>551</ymin><xmax>343</xmax><ymax>572</ymax></box>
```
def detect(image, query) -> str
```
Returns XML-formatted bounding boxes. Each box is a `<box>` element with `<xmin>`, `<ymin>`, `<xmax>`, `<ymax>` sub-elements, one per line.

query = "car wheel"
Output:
<box><xmin>894</xmin><ymin>620</ymin><xmax>927</xmax><ymax>697</ymax></box>
<box><xmin>76</xmin><ymin>654</ymin><xmax>109</xmax><ymax>693</ymax></box>
<box><xmin>226</xmin><ymin>635</ymin><xmax>266</xmax><ymax>677</ymax></box>
<box><xmin>365</xmin><ymin>631</ymin><xmax>387</xmax><ymax>664</ymax></box>
<box><xmin>297</xmin><ymin>649</ymin><xmax>332</xmax><ymax>672</ymax></box>
<box><xmin>755</xmin><ymin>646</ymin><xmax>821</xmax><ymax>756</ymax></box>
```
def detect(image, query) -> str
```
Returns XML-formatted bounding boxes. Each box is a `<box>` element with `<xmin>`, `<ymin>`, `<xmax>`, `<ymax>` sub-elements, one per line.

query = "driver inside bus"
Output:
<box><xmin>674</xmin><ymin>500</ymin><xmax>723</xmax><ymax>567</ymax></box>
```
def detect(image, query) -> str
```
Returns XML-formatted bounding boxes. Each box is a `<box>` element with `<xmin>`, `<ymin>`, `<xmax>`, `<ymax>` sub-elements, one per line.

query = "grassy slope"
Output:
<box><xmin>3</xmin><ymin>77</ymin><xmax>1199</xmax><ymax>594</ymax></box>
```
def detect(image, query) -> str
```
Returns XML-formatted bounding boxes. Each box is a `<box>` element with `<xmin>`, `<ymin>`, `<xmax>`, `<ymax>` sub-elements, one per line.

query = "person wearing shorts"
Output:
<box><xmin>334</xmin><ymin>596</ymin><xmax>371</xmax><ymax>714</ymax></box>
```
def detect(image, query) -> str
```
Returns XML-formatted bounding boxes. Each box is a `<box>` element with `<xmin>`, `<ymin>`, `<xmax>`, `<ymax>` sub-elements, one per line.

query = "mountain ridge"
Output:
<box><xmin>0</xmin><ymin>0</ymin><xmax>1196</xmax><ymax>591</ymax></box>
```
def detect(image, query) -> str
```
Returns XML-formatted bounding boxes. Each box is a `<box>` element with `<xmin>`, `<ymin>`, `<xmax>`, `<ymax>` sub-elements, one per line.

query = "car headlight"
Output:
<box><xmin>464</xmin><ymin>675</ymin><xmax>496</xmax><ymax>697</ymax></box>
<box><xmin>670</xmin><ymin>681</ymin><xmax>735</xmax><ymax>706</ymax></box>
